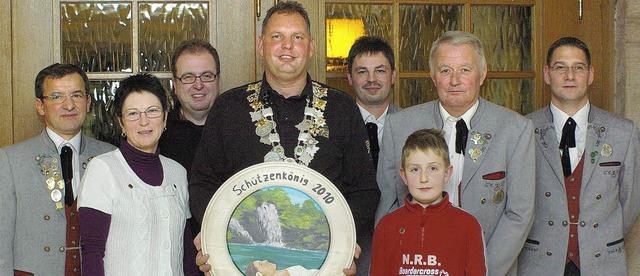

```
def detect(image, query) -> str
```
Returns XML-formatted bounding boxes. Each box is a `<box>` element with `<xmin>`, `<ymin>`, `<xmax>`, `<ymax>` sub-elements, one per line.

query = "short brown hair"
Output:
<box><xmin>170</xmin><ymin>38</ymin><xmax>220</xmax><ymax>77</ymax></box>
<box><xmin>261</xmin><ymin>1</ymin><xmax>310</xmax><ymax>35</ymax></box>
<box><xmin>401</xmin><ymin>129</ymin><xmax>450</xmax><ymax>169</ymax></box>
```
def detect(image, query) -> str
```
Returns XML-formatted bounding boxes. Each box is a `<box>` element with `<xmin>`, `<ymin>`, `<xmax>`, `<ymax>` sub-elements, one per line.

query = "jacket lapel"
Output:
<box><xmin>581</xmin><ymin>107</ymin><xmax>606</xmax><ymax>188</ymax></box>
<box><xmin>460</xmin><ymin>99</ymin><xmax>491</xmax><ymax>191</ymax></box>
<box><xmin>536</xmin><ymin>108</ymin><xmax>566</xmax><ymax>187</ymax></box>
<box><xmin>37</xmin><ymin>131</ymin><xmax>67</xmax><ymax>218</ymax></box>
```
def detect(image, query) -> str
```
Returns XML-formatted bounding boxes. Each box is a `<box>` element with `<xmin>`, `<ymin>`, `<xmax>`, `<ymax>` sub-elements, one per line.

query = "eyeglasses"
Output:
<box><xmin>40</xmin><ymin>92</ymin><xmax>86</xmax><ymax>104</ymax></box>
<box><xmin>176</xmin><ymin>72</ymin><xmax>218</xmax><ymax>84</ymax></box>
<box><xmin>550</xmin><ymin>64</ymin><xmax>588</xmax><ymax>75</ymax></box>
<box><xmin>122</xmin><ymin>106</ymin><xmax>164</xmax><ymax>121</ymax></box>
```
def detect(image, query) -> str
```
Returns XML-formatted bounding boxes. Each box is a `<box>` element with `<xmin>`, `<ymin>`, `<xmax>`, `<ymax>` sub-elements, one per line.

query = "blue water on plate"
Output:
<box><xmin>229</xmin><ymin>243</ymin><xmax>327</xmax><ymax>274</ymax></box>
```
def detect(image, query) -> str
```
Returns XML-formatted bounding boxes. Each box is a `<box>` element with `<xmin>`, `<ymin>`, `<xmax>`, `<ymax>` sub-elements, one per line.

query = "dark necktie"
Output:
<box><xmin>559</xmin><ymin>117</ymin><xmax>577</xmax><ymax>177</ymax></box>
<box><xmin>366</xmin><ymin>122</ymin><xmax>379</xmax><ymax>168</ymax></box>
<box><xmin>61</xmin><ymin>145</ymin><xmax>74</xmax><ymax>206</ymax></box>
<box><xmin>455</xmin><ymin>119</ymin><xmax>468</xmax><ymax>155</ymax></box>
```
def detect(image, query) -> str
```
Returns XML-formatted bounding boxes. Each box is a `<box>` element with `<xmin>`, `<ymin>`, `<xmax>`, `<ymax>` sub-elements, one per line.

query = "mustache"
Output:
<box><xmin>363</xmin><ymin>81</ymin><xmax>382</xmax><ymax>89</ymax></box>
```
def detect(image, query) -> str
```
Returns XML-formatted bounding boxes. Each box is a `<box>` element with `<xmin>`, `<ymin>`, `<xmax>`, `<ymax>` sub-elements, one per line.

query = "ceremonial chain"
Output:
<box><xmin>247</xmin><ymin>81</ymin><xmax>330</xmax><ymax>166</ymax></box>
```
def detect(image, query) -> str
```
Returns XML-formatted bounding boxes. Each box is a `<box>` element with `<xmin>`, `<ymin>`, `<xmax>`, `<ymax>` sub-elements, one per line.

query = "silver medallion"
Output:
<box><xmin>255</xmin><ymin>123</ymin><xmax>272</xmax><ymax>137</ymax></box>
<box><xmin>264</xmin><ymin>151</ymin><xmax>281</xmax><ymax>162</ymax></box>
<box><xmin>50</xmin><ymin>189</ymin><xmax>63</xmax><ymax>202</ymax></box>
<box><xmin>601</xmin><ymin>144</ymin><xmax>613</xmax><ymax>157</ymax></box>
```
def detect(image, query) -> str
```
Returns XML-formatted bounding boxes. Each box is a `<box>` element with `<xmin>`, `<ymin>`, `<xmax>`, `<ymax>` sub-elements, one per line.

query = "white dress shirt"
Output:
<box><xmin>439</xmin><ymin>100</ymin><xmax>479</xmax><ymax>206</ymax></box>
<box><xmin>358</xmin><ymin>104</ymin><xmax>390</xmax><ymax>144</ymax></box>
<box><xmin>46</xmin><ymin>128</ymin><xmax>82</xmax><ymax>198</ymax></box>
<box><xmin>550</xmin><ymin>102</ymin><xmax>590</xmax><ymax>173</ymax></box>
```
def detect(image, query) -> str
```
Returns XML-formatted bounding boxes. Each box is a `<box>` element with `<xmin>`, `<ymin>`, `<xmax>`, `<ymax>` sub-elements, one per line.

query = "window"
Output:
<box><xmin>56</xmin><ymin>1</ymin><xmax>210</xmax><ymax>143</ymax></box>
<box><xmin>325</xmin><ymin>1</ymin><xmax>537</xmax><ymax>114</ymax></box>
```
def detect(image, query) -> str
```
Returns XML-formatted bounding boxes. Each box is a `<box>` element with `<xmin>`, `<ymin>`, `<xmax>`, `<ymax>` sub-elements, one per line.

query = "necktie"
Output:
<box><xmin>455</xmin><ymin>119</ymin><xmax>468</xmax><ymax>155</ymax></box>
<box><xmin>366</xmin><ymin>122</ymin><xmax>379</xmax><ymax>168</ymax></box>
<box><xmin>60</xmin><ymin>145</ymin><xmax>74</xmax><ymax>206</ymax></box>
<box><xmin>560</xmin><ymin>117</ymin><xmax>577</xmax><ymax>177</ymax></box>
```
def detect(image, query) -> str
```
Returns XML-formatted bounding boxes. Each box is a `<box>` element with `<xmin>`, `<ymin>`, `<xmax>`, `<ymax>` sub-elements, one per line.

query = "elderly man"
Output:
<box><xmin>190</xmin><ymin>1</ymin><xmax>378</xmax><ymax>275</ymax></box>
<box><xmin>518</xmin><ymin>37</ymin><xmax>640</xmax><ymax>275</ymax></box>
<box><xmin>0</xmin><ymin>63</ymin><xmax>115</xmax><ymax>275</ymax></box>
<box><xmin>376</xmin><ymin>31</ymin><xmax>535</xmax><ymax>275</ymax></box>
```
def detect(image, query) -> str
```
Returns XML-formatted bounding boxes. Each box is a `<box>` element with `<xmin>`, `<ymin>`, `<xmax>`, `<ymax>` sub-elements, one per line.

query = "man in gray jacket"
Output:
<box><xmin>0</xmin><ymin>63</ymin><xmax>114</xmax><ymax>275</ymax></box>
<box><xmin>376</xmin><ymin>31</ymin><xmax>535</xmax><ymax>275</ymax></box>
<box><xmin>518</xmin><ymin>37</ymin><xmax>640</xmax><ymax>275</ymax></box>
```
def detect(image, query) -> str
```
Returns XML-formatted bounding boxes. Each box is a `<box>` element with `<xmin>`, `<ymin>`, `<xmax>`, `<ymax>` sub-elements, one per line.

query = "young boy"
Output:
<box><xmin>371</xmin><ymin>129</ymin><xmax>487</xmax><ymax>275</ymax></box>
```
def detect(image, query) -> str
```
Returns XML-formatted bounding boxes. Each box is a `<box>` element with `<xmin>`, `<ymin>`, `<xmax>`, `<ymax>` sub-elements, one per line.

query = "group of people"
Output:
<box><xmin>1</xmin><ymin>1</ymin><xmax>639</xmax><ymax>276</ymax></box>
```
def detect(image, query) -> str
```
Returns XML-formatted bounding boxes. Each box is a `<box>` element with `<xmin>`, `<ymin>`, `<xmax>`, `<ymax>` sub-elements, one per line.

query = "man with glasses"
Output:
<box><xmin>0</xmin><ymin>63</ymin><xmax>114</xmax><ymax>275</ymax></box>
<box><xmin>518</xmin><ymin>37</ymin><xmax>640</xmax><ymax>275</ymax></box>
<box><xmin>159</xmin><ymin>38</ymin><xmax>221</xmax><ymax>182</ymax></box>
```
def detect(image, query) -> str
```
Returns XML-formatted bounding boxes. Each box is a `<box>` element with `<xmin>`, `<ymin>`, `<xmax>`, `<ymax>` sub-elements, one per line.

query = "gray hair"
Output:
<box><xmin>429</xmin><ymin>31</ymin><xmax>486</xmax><ymax>75</ymax></box>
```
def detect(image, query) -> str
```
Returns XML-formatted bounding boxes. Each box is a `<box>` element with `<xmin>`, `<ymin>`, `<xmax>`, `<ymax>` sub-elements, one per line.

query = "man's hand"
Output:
<box><xmin>342</xmin><ymin>243</ymin><xmax>362</xmax><ymax>275</ymax></box>
<box><xmin>194</xmin><ymin>232</ymin><xmax>212</xmax><ymax>275</ymax></box>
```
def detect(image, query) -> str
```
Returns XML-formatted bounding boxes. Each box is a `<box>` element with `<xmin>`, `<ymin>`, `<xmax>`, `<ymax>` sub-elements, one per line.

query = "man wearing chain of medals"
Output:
<box><xmin>189</xmin><ymin>1</ymin><xmax>378</xmax><ymax>275</ymax></box>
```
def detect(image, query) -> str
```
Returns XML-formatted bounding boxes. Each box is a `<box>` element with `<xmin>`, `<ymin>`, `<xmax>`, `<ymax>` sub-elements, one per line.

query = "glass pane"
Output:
<box><xmin>480</xmin><ymin>79</ymin><xmax>534</xmax><ymax>115</ymax></box>
<box><xmin>399</xmin><ymin>5</ymin><xmax>463</xmax><ymax>72</ymax></box>
<box><xmin>61</xmin><ymin>3</ymin><xmax>132</xmax><ymax>72</ymax></box>
<box><xmin>398</xmin><ymin>78</ymin><xmax>438</xmax><ymax>108</ymax></box>
<box><xmin>139</xmin><ymin>3</ymin><xmax>209</xmax><ymax>72</ymax></box>
<box><xmin>325</xmin><ymin>4</ymin><xmax>392</xmax><ymax>72</ymax></box>
<box><xmin>83</xmin><ymin>79</ymin><xmax>174</xmax><ymax>146</ymax></box>
<box><xmin>471</xmin><ymin>5</ymin><xmax>533</xmax><ymax>71</ymax></box>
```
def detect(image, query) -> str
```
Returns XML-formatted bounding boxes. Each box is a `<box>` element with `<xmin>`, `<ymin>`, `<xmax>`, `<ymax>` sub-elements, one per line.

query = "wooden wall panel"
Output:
<box><xmin>0</xmin><ymin>0</ymin><xmax>12</xmax><ymax>147</ymax></box>
<box><xmin>12</xmin><ymin>0</ymin><xmax>54</xmax><ymax>144</ymax></box>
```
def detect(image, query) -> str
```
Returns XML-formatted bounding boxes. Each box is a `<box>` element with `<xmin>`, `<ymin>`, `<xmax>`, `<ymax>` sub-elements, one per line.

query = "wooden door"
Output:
<box><xmin>542</xmin><ymin>0</ymin><xmax>614</xmax><ymax>111</ymax></box>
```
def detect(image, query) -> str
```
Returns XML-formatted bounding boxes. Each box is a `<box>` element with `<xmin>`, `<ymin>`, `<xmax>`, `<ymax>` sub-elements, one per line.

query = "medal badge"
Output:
<box><xmin>468</xmin><ymin>131</ymin><xmax>490</xmax><ymax>162</ymax></box>
<box><xmin>601</xmin><ymin>144</ymin><xmax>613</xmax><ymax>157</ymax></box>
<box><xmin>36</xmin><ymin>153</ymin><xmax>66</xmax><ymax>210</ymax></box>
<box><xmin>590</xmin><ymin>151</ymin><xmax>598</xmax><ymax>164</ymax></box>
<box><xmin>492</xmin><ymin>189</ymin><xmax>505</xmax><ymax>204</ymax></box>
<box><xmin>248</xmin><ymin>81</ymin><xmax>329</xmax><ymax>166</ymax></box>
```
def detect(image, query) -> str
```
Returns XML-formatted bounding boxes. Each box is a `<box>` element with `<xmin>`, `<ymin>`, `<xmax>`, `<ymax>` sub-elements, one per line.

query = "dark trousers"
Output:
<box><xmin>564</xmin><ymin>261</ymin><xmax>580</xmax><ymax>276</ymax></box>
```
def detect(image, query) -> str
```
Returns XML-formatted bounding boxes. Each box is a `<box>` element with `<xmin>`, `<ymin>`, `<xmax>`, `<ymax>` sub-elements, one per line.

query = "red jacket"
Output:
<box><xmin>371</xmin><ymin>193</ymin><xmax>487</xmax><ymax>276</ymax></box>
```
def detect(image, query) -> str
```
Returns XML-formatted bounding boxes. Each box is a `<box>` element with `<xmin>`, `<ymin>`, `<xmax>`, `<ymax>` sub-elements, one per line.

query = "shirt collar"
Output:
<box><xmin>550</xmin><ymin>101</ymin><xmax>590</xmax><ymax>134</ymax></box>
<box><xmin>438</xmin><ymin>100</ymin><xmax>479</xmax><ymax>128</ymax></box>
<box><xmin>46</xmin><ymin>128</ymin><xmax>81</xmax><ymax>154</ymax></box>
<box><xmin>357</xmin><ymin>103</ymin><xmax>389</xmax><ymax>125</ymax></box>
<box><xmin>258</xmin><ymin>73</ymin><xmax>313</xmax><ymax>104</ymax></box>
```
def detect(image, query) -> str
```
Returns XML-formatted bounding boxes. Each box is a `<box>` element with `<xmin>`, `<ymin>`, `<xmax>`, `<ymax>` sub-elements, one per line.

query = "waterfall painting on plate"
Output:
<box><xmin>227</xmin><ymin>186</ymin><xmax>329</xmax><ymax>274</ymax></box>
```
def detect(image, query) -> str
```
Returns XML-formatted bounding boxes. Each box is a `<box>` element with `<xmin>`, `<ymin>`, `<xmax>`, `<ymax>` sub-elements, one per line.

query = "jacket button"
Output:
<box><xmin>546</xmin><ymin>251</ymin><xmax>553</xmax><ymax>256</ymax></box>
<box><xmin>596</xmin><ymin>194</ymin><xmax>602</xmax><ymax>200</ymax></box>
<box><xmin>548</xmin><ymin>221</ymin><xmax>554</xmax><ymax>226</ymax></box>
<box><xmin>481</xmin><ymin>198</ymin><xmax>486</xmax><ymax>204</ymax></box>
<box><xmin>44</xmin><ymin>246</ymin><xmax>50</xmax><ymax>252</ymax></box>
<box><xmin>593</xmin><ymin>222</ymin><xmax>599</xmax><ymax>228</ymax></box>
<box><xmin>580</xmin><ymin>221</ymin><xmax>586</xmax><ymax>227</ymax></box>
<box><xmin>59</xmin><ymin>246</ymin><xmax>65</xmax><ymax>252</ymax></box>
<box><xmin>562</xmin><ymin>221</ymin><xmax>568</xmax><ymax>226</ymax></box>
<box><xmin>545</xmin><ymin>192</ymin><xmax>551</xmax><ymax>197</ymax></box>
<box><xmin>595</xmin><ymin>252</ymin><xmax>601</xmax><ymax>258</ymax></box>
<box><xmin>44</xmin><ymin>215</ymin><xmax>50</xmax><ymax>220</ymax></box>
